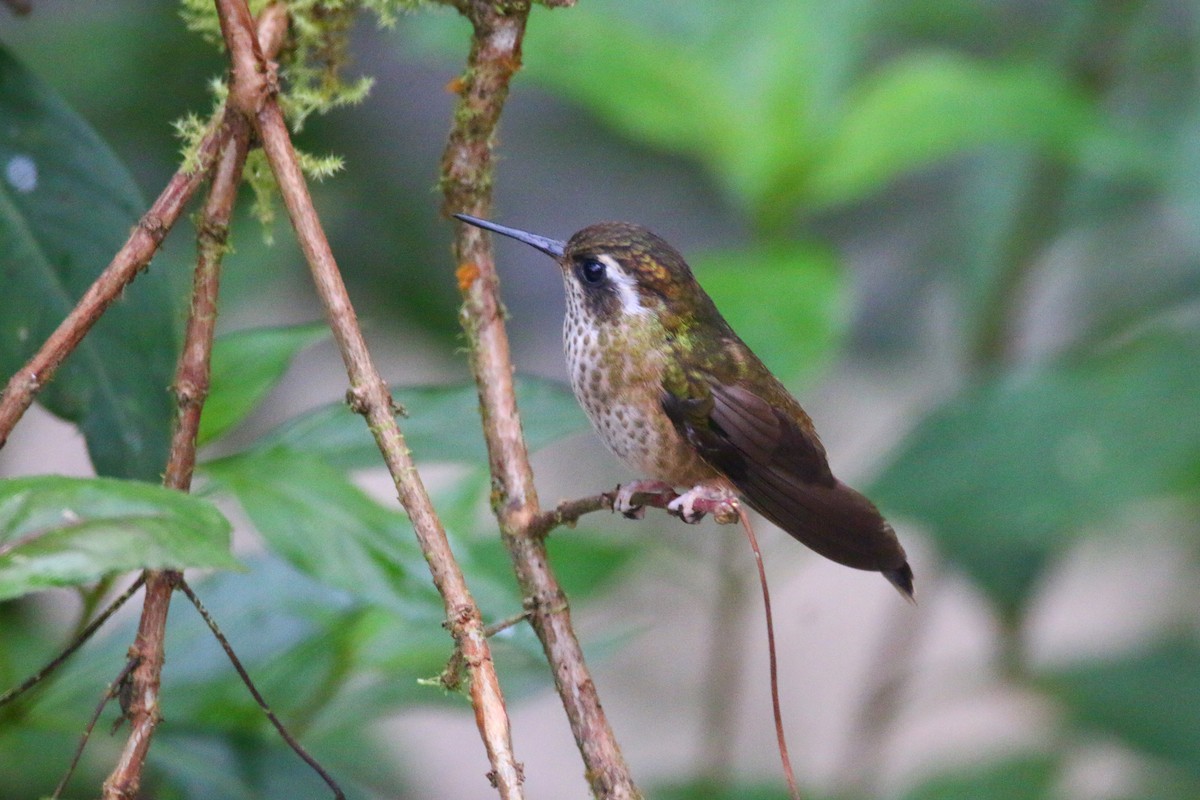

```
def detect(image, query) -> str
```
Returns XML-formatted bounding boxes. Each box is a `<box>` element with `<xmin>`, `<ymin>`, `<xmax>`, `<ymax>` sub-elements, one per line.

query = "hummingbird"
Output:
<box><xmin>455</xmin><ymin>214</ymin><xmax>913</xmax><ymax>600</ymax></box>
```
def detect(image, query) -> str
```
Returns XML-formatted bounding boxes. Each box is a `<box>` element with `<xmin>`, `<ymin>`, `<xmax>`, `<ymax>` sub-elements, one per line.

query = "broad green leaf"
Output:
<box><xmin>872</xmin><ymin>325</ymin><xmax>1200</xmax><ymax>616</ymax></box>
<box><xmin>1045</xmin><ymin>639</ymin><xmax>1200</xmax><ymax>782</ymax></box>
<box><xmin>0</xmin><ymin>46</ymin><xmax>178</xmax><ymax>480</ymax></box>
<box><xmin>695</xmin><ymin>242</ymin><xmax>846</xmax><ymax>386</ymax></box>
<box><xmin>522</xmin><ymin>7</ymin><xmax>732</xmax><ymax>171</ymax></box>
<box><xmin>901</xmin><ymin>754</ymin><xmax>1059</xmax><ymax>800</ymax></box>
<box><xmin>247</xmin><ymin>377</ymin><xmax>588</xmax><ymax>469</ymax></box>
<box><xmin>8</xmin><ymin>555</ymin><xmax>412</xmax><ymax>800</ymax></box>
<box><xmin>518</xmin><ymin>1</ymin><xmax>861</xmax><ymax>221</ymax></box>
<box><xmin>202</xmin><ymin>449</ymin><xmax>441</xmax><ymax>616</ymax></box>
<box><xmin>807</xmin><ymin>53</ymin><xmax>1094</xmax><ymax>207</ymax></box>
<box><xmin>198</xmin><ymin>322</ymin><xmax>329</xmax><ymax>446</ymax></box>
<box><xmin>0</xmin><ymin>476</ymin><xmax>237</xmax><ymax>599</ymax></box>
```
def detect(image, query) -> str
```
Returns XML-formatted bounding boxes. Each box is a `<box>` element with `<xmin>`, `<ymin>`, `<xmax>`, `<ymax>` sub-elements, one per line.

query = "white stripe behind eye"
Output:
<box><xmin>599</xmin><ymin>254</ymin><xmax>649</xmax><ymax>317</ymax></box>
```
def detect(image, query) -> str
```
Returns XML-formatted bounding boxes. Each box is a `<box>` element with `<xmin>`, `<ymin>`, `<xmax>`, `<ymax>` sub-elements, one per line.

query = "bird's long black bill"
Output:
<box><xmin>453</xmin><ymin>213</ymin><xmax>565</xmax><ymax>258</ymax></box>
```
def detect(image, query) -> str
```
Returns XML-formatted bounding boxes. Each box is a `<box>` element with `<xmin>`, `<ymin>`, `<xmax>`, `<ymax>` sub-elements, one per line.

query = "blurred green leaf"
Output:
<box><xmin>1045</xmin><ymin>638</ymin><xmax>1200</xmax><ymax>782</ymax></box>
<box><xmin>517</xmin><ymin>5</ymin><xmax>1097</xmax><ymax>225</ymax></box>
<box><xmin>202</xmin><ymin>449</ymin><xmax>440</xmax><ymax>617</ymax></box>
<box><xmin>198</xmin><ymin>323</ymin><xmax>329</xmax><ymax>446</ymax></box>
<box><xmin>901</xmin><ymin>754</ymin><xmax>1059</xmax><ymax>800</ymax></box>
<box><xmin>696</xmin><ymin>241</ymin><xmax>846</xmax><ymax>385</ymax></box>
<box><xmin>0</xmin><ymin>45</ymin><xmax>178</xmax><ymax>480</ymax></box>
<box><xmin>808</xmin><ymin>53</ymin><xmax>1093</xmax><ymax>206</ymax></box>
<box><xmin>152</xmin><ymin>730</ymin><xmax>399</xmax><ymax>800</ymax></box>
<box><xmin>519</xmin><ymin>1</ymin><xmax>871</xmax><ymax>222</ymax></box>
<box><xmin>653</xmin><ymin>779</ymin><xmax>797</xmax><ymax>800</ymax></box>
<box><xmin>522</xmin><ymin>6</ymin><xmax>731</xmax><ymax>178</ymax></box>
<box><xmin>248</xmin><ymin>377</ymin><xmax>588</xmax><ymax>469</ymax></box>
<box><xmin>0</xmin><ymin>476</ymin><xmax>237</xmax><ymax>600</ymax></box>
<box><xmin>872</xmin><ymin>324</ymin><xmax>1200</xmax><ymax>615</ymax></box>
<box><xmin>464</xmin><ymin>529</ymin><xmax>636</xmax><ymax>610</ymax></box>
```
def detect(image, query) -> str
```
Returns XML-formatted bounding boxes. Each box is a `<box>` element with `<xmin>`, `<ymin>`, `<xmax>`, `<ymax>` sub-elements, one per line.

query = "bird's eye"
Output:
<box><xmin>579</xmin><ymin>257</ymin><xmax>607</xmax><ymax>285</ymax></box>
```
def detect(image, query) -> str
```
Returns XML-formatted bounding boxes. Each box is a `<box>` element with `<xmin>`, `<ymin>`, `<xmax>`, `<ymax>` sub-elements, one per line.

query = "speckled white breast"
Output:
<box><xmin>562</xmin><ymin>283</ymin><xmax>713</xmax><ymax>484</ymax></box>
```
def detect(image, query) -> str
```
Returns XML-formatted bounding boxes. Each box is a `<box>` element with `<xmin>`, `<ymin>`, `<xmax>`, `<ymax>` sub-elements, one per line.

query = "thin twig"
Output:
<box><xmin>737</xmin><ymin>506</ymin><xmax>800</xmax><ymax>800</ymax></box>
<box><xmin>529</xmin><ymin>486</ymin><xmax>737</xmax><ymax>539</ymax></box>
<box><xmin>442</xmin><ymin>2</ymin><xmax>638</xmax><ymax>784</ymax></box>
<box><xmin>177</xmin><ymin>579</ymin><xmax>345</xmax><ymax>798</ymax></box>
<box><xmin>528</xmin><ymin>493</ymin><xmax>614</xmax><ymax>538</ymax></box>
<box><xmin>0</xmin><ymin>574</ymin><xmax>145</xmax><ymax>709</ymax></box>
<box><xmin>101</xmin><ymin>56</ymin><xmax>259</xmax><ymax>800</ymax></box>
<box><xmin>166</xmin><ymin>112</ymin><xmax>252</xmax><ymax>491</ymax></box>
<box><xmin>483</xmin><ymin>609</ymin><xmax>532</xmax><ymax>638</ymax></box>
<box><xmin>213</xmin><ymin>2</ymin><xmax>524</xmax><ymax>796</ymax></box>
<box><xmin>51</xmin><ymin>656</ymin><xmax>140</xmax><ymax>800</ymax></box>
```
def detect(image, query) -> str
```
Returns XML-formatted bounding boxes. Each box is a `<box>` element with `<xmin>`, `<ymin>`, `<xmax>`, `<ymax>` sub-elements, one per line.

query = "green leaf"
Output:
<box><xmin>202</xmin><ymin>449</ymin><xmax>441</xmax><ymax>616</ymax></box>
<box><xmin>464</xmin><ymin>530</ymin><xmax>636</xmax><ymax>610</ymax></box>
<box><xmin>522</xmin><ymin>6</ymin><xmax>732</xmax><ymax>178</ymax></box>
<box><xmin>198</xmin><ymin>322</ymin><xmax>329</xmax><ymax>446</ymax></box>
<box><xmin>808</xmin><ymin>53</ymin><xmax>1094</xmax><ymax>206</ymax></box>
<box><xmin>1045</xmin><ymin>639</ymin><xmax>1200</xmax><ymax>782</ymax></box>
<box><xmin>696</xmin><ymin>241</ymin><xmax>846</xmax><ymax>386</ymax></box>
<box><xmin>0</xmin><ymin>476</ymin><xmax>237</xmax><ymax>599</ymax></box>
<box><xmin>871</xmin><ymin>325</ymin><xmax>1200</xmax><ymax>616</ymax></box>
<box><xmin>0</xmin><ymin>45</ymin><xmax>179</xmax><ymax>480</ymax></box>
<box><xmin>518</xmin><ymin>1</ymin><xmax>864</xmax><ymax>221</ymax></box>
<box><xmin>248</xmin><ymin>376</ymin><xmax>588</xmax><ymax>469</ymax></box>
<box><xmin>901</xmin><ymin>754</ymin><xmax>1059</xmax><ymax>800</ymax></box>
<box><xmin>652</xmin><ymin>779</ymin><xmax>798</xmax><ymax>800</ymax></box>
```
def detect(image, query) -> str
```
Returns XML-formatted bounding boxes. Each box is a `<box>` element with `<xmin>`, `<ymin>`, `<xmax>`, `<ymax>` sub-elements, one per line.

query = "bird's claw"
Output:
<box><xmin>667</xmin><ymin>484</ymin><xmax>740</xmax><ymax>525</ymax></box>
<box><xmin>613</xmin><ymin>480</ymin><xmax>674</xmax><ymax>520</ymax></box>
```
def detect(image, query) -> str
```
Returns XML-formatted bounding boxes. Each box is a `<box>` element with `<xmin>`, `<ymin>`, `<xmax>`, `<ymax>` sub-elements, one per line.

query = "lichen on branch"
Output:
<box><xmin>174</xmin><ymin>0</ymin><xmax>409</xmax><ymax>234</ymax></box>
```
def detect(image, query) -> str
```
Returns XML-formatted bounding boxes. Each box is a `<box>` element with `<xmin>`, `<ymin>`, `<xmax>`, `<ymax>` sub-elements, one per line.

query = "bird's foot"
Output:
<box><xmin>667</xmin><ymin>482</ymin><xmax>740</xmax><ymax>525</ymax></box>
<box><xmin>613</xmin><ymin>480</ymin><xmax>675</xmax><ymax>520</ymax></box>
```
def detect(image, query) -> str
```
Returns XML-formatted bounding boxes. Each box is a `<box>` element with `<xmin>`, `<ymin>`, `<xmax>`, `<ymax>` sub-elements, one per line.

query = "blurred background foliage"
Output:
<box><xmin>1</xmin><ymin>0</ymin><xmax>1199</xmax><ymax>798</ymax></box>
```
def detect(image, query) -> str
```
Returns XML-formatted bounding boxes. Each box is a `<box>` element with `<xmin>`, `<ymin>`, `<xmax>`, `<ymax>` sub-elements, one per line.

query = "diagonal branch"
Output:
<box><xmin>441</xmin><ymin>2</ymin><xmax>642</xmax><ymax>798</ymax></box>
<box><xmin>212</xmin><ymin>1</ymin><xmax>525</xmax><ymax>796</ymax></box>
<box><xmin>100</xmin><ymin>89</ymin><xmax>256</xmax><ymax>800</ymax></box>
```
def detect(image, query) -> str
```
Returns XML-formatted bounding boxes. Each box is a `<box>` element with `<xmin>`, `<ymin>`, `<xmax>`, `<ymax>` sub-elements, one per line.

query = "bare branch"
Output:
<box><xmin>101</xmin><ymin>90</ymin><xmax>255</xmax><ymax>800</ymax></box>
<box><xmin>442</xmin><ymin>2</ymin><xmax>641</xmax><ymax>796</ymax></box>
<box><xmin>213</xmin><ymin>1</ymin><xmax>524</xmax><ymax>796</ymax></box>
<box><xmin>165</xmin><ymin>112</ymin><xmax>252</xmax><ymax>492</ymax></box>
<box><xmin>530</xmin><ymin>485</ymin><xmax>742</xmax><ymax>539</ymax></box>
<box><xmin>527</xmin><ymin>493</ymin><xmax>614</xmax><ymax>539</ymax></box>
<box><xmin>99</xmin><ymin>569</ymin><xmax>178</xmax><ymax>800</ymax></box>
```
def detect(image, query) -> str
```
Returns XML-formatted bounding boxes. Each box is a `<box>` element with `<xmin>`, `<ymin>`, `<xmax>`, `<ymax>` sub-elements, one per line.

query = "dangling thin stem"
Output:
<box><xmin>176</xmin><ymin>579</ymin><xmax>345</xmax><ymax>799</ymax></box>
<box><xmin>50</xmin><ymin>656</ymin><xmax>139</xmax><ymax>799</ymax></box>
<box><xmin>737</xmin><ymin>506</ymin><xmax>801</xmax><ymax>800</ymax></box>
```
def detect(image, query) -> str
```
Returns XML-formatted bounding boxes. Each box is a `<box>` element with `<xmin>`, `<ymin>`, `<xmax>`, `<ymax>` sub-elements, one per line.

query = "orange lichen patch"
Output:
<box><xmin>496</xmin><ymin>53</ymin><xmax>523</xmax><ymax>75</ymax></box>
<box><xmin>456</xmin><ymin>261</ymin><xmax>481</xmax><ymax>291</ymax></box>
<box><xmin>444</xmin><ymin>76</ymin><xmax>467</xmax><ymax>95</ymax></box>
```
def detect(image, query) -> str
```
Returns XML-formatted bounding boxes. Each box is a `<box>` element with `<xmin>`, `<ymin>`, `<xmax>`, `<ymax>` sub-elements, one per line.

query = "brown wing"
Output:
<box><xmin>663</xmin><ymin>380</ymin><xmax>913</xmax><ymax>598</ymax></box>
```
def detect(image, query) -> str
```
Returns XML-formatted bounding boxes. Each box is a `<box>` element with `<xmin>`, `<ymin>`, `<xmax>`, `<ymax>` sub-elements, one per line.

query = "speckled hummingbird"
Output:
<box><xmin>455</xmin><ymin>214</ymin><xmax>914</xmax><ymax>600</ymax></box>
